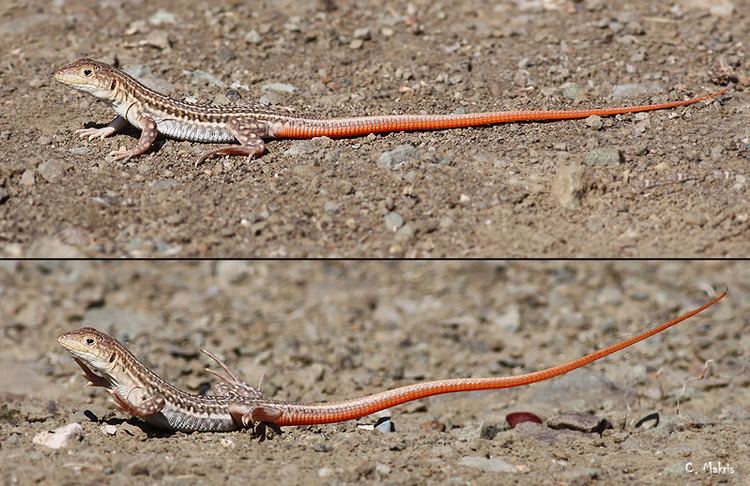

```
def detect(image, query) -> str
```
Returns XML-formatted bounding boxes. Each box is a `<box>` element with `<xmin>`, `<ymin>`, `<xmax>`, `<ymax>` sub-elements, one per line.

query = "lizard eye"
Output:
<box><xmin>85</xmin><ymin>337</ymin><xmax>95</xmax><ymax>345</ymax></box>
<box><xmin>83</xmin><ymin>68</ymin><xmax>93</xmax><ymax>77</ymax></box>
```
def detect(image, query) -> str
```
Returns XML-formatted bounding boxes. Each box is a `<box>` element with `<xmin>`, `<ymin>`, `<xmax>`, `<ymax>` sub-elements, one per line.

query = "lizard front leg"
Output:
<box><xmin>107</xmin><ymin>115</ymin><xmax>158</xmax><ymax>162</ymax></box>
<box><xmin>75</xmin><ymin>115</ymin><xmax>130</xmax><ymax>141</ymax></box>
<box><xmin>195</xmin><ymin>118</ymin><xmax>266</xmax><ymax>166</ymax></box>
<box><xmin>72</xmin><ymin>358</ymin><xmax>109</xmax><ymax>387</ymax></box>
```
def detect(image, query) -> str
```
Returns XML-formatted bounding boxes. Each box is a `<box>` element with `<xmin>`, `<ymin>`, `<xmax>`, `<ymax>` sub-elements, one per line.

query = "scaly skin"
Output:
<box><xmin>57</xmin><ymin>291</ymin><xmax>725</xmax><ymax>435</ymax></box>
<box><xmin>54</xmin><ymin>58</ymin><xmax>728</xmax><ymax>164</ymax></box>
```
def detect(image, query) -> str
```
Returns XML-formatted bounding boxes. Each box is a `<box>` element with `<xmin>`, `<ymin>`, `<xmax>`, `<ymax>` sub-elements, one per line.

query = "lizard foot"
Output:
<box><xmin>106</xmin><ymin>146</ymin><xmax>139</xmax><ymax>162</ymax></box>
<box><xmin>194</xmin><ymin>145</ymin><xmax>265</xmax><ymax>167</ymax></box>
<box><xmin>75</xmin><ymin>126</ymin><xmax>117</xmax><ymax>141</ymax></box>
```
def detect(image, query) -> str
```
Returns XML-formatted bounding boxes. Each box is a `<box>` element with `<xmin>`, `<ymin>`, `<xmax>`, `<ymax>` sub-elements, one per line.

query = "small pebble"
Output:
<box><xmin>551</xmin><ymin>163</ymin><xmax>585</xmax><ymax>209</ymax></box>
<box><xmin>37</xmin><ymin>159</ymin><xmax>63</xmax><ymax>183</ymax></box>
<box><xmin>353</xmin><ymin>28</ymin><xmax>371</xmax><ymax>40</ymax></box>
<box><xmin>611</xmin><ymin>83</ymin><xmax>660</xmax><ymax>100</ymax></box>
<box><xmin>374</xmin><ymin>417</ymin><xmax>395</xmax><ymax>433</ymax></box>
<box><xmin>244</xmin><ymin>30</ymin><xmax>261</xmax><ymax>44</ymax></box>
<box><xmin>394</xmin><ymin>224</ymin><xmax>414</xmax><ymax>242</ymax></box>
<box><xmin>70</xmin><ymin>146</ymin><xmax>91</xmax><ymax>155</ymax></box>
<box><xmin>561</xmin><ymin>83</ymin><xmax>583</xmax><ymax>101</ymax></box>
<box><xmin>377</xmin><ymin>144</ymin><xmax>417</xmax><ymax>170</ymax></box>
<box><xmin>100</xmin><ymin>424</ymin><xmax>117</xmax><ymax>435</ymax></box>
<box><xmin>148</xmin><ymin>9</ymin><xmax>176</xmax><ymax>26</ymax></box>
<box><xmin>20</xmin><ymin>169</ymin><xmax>35</xmax><ymax>186</ymax></box>
<box><xmin>141</xmin><ymin>31</ymin><xmax>171</xmax><ymax>51</ymax></box>
<box><xmin>585</xmin><ymin>115</ymin><xmax>603</xmax><ymax>130</ymax></box>
<box><xmin>458</xmin><ymin>456</ymin><xmax>517</xmax><ymax>473</ymax></box>
<box><xmin>284</xmin><ymin>17</ymin><xmax>301</xmax><ymax>32</ymax></box>
<box><xmin>261</xmin><ymin>82</ymin><xmax>298</xmax><ymax>94</ymax></box>
<box><xmin>32</xmin><ymin>423</ymin><xmax>84</xmax><ymax>449</ymax></box>
<box><xmin>584</xmin><ymin>148</ymin><xmax>623</xmax><ymax>166</ymax></box>
<box><xmin>191</xmin><ymin>70</ymin><xmax>225</xmax><ymax>87</ymax></box>
<box><xmin>384</xmin><ymin>212</ymin><xmax>404</xmax><ymax>232</ymax></box>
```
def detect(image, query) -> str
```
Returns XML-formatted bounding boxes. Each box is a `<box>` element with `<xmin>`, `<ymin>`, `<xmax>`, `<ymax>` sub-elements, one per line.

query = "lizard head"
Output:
<box><xmin>58</xmin><ymin>327</ymin><xmax>121</xmax><ymax>372</ymax></box>
<box><xmin>54</xmin><ymin>58</ymin><xmax>119</xmax><ymax>99</ymax></box>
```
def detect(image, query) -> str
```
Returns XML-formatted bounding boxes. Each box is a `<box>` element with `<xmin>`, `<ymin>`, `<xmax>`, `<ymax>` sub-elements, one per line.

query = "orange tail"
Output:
<box><xmin>273</xmin><ymin>88</ymin><xmax>728</xmax><ymax>139</ymax></box>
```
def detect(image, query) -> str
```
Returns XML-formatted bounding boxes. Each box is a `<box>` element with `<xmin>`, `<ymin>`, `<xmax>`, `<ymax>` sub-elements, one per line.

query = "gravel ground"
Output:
<box><xmin>1</xmin><ymin>261</ymin><xmax>748</xmax><ymax>484</ymax></box>
<box><xmin>0</xmin><ymin>0</ymin><xmax>748</xmax><ymax>257</ymax></box>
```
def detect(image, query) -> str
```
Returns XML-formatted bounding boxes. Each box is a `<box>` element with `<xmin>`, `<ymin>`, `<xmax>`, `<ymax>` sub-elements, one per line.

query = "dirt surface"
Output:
<box><xmin>0</xmin><ymin>261</ymin><xmax>747</xmax><ymax>484</ymax></box>
<box><xmin>0</xmin><ymin>0</ymin><xmax>748</xmax><ymax>257</ymax></box>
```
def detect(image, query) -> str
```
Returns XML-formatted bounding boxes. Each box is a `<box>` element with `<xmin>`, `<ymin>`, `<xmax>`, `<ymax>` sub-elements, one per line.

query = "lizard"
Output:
<box><xmin>57</xmin><ymin>291</ymin><xmax>725</xmax><ymax>436</ymax></box>
<box><xmin>53</xmin><ymin>58</ymin><xmax>728</xmax><ymax>165</ymax></box>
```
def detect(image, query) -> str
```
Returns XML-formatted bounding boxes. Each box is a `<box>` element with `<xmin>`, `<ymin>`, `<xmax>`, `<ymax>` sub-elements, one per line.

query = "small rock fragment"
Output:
<box><xmin>679</xmin><ymin>0</ymin><xmax>735</xmax><ymax>17</ymax></box>
<box><xmin>611</xmin><ymin>83</ymin><xmax>661</xmax><ymax>100</ymax></box>
<box><xmin>561</xmin><ymin>83</ymin><xmax>583</xmax><ymax>101</ymax></box>
<box><xmin>20</xmin><ymin>169</ymin><xmax>36</xmax><ymax>186</ymax></box>
<box><xmin>384</xmin><ymin>212</ymin><xmax>404</xmax><ymax>232</ymax></box>
<box><xmin>374</xmin><ymin>416</ymin><xmax>395</xmax><ymax>433</ymax></box>
<box><xmin>32</xmin><ymin>423</ymin><xmax>84</xmax><ymax>449</ymax></box>
<box><xmin>584</xmin><ymin>148</ymin><xmax>623</xmax><ymax>167</ymax></box>
<box><xmin>394</xmin><ymin>223</ymin><xmax>414</xmax><ymax>242</ymax></box>
<box><xmin>191</xmin><ymin>70</ymin><xmax>225</xmax><ymax>87</ymax></box>
<box><xmin>148</xmin><ymin>9</ymin><xmax>177</xmax><ymax>25</ymax></box>
<box><xmin>141</xmin><ymin>31</ymin><xmax>171</xmax><ymax>51</ymax></box>
<box><xmin>585</xmin><ymin>115</ymin><xmax>603</xmax><ymax>130</ymax></box>
<box><xmin>100</xmin><ymin>424</ymin><xmax>117</xmax><ymax>435</ymax></box>
<box><xmin>38</xmin><ymin>160</ymin><xmax>63</xmax><ymax>182</ymax></box>
<box><xmin>551</xmin><ymin>163</ymin><xmax>585</xmax><ymax>208</ymax></box>
<box><xmin>492</xmin><ymin>304</ymin><xmax>521</xmax><ymax>333</ymax></box>
<box><xmin>261</xmin><ymin>82</ymin><xmax>298</xmax><ymax>94</ymax></box>
<box><xmin>0</xmin><ymin>187</ymin><xmax>9</xmax><ymax>204</ymax></box>
<box><xmin>244</xmin><ymin>30</ymin><xmax>261</xmax><ymax>44</ymax></box>
<box><xmin>353</xmin><ymin>28</ymin><xmax>371</xmax><ymax>40</ymax></box>
<box><xmin>377</xmin><ymin>144</ymin><xmax>417</xmax><ymax>170</ymax></box>
<box><xmin>708</xmin><ymin>58</ymin><xmax>737</xmax><ymax>85</ymax></box>
<box><xmin>458</xmin><ymin>456</ymin><xmax>517</xmax><ymax>473</ymax></box>
<box><xmin>284</xmin><ymin>141</ymin><xmax>317</xmax><ymax>157</ymax></box>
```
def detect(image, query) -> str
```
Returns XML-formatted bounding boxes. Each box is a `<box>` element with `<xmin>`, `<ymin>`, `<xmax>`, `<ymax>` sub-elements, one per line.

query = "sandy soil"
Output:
<box><xmin>0</xmin><ymin>0</ymin><xmax>747</xmax><ymax>257</ymax></box>
<box><xmin>0</xmin><ymin>261</ymin><xmax>748</xmax><ymax>484</ymax></box>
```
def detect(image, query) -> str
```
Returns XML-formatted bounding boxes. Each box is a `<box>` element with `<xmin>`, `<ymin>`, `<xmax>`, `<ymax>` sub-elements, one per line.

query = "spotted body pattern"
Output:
<box><xmin>54</xmin><ymin>58</ymin><xmax>727</xmax><ymax>165</ymax></box>
<box><xmin>57</xmin><ymin>292</ymin><xmax>724</xmax><ymax>435</ymax></box>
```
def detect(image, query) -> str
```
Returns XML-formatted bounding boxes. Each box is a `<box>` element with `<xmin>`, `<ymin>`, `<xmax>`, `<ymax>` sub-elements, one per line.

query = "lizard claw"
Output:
<box><xmin>107</xmin><ymin>147</ymin><xmax>134</xmax><ymax>162</ymax></box>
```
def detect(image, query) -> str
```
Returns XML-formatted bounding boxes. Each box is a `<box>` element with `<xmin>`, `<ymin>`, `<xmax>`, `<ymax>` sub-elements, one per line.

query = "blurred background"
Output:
<box><xmin>1</xmin><ymin>261</ymin><xmax>747</xmax><ymax>482</ymax></box>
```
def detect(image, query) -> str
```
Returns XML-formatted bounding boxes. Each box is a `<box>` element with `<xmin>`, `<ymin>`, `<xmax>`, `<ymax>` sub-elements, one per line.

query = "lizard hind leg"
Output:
<box><xmin>201</xmin><ymin>348</ymin><xmax>264</xmax><ymax>399</ymax></box>
<box><xmin>195</xmin><ymin>118</ymin><xmax>266</xmax><ymax>166</ymax></box>
<box><xmin>228</xmin><ymin>403</ymin><xmax>283</xmax><ymax>441</ymax></box>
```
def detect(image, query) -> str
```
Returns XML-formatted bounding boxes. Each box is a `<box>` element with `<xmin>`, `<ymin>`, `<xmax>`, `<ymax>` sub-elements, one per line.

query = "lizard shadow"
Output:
<box><xmin>94</xmin><ymin>414</ymin><xmax>282</xmax><ymax>442</ymax></box>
